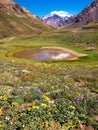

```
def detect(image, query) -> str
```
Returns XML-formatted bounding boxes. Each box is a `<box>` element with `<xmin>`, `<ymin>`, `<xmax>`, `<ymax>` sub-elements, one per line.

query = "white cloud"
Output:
<box><xmin>50</xmin><ymin>11</ymin><xmax>72</xmax><ymax>17</ymax></box>
<box><xmin>52</xmin><ymin>53</ymin><xmax>71</xmax><ymax>60</ymax></box>
<box><xmin>43</xmin><ymin>11</ymin><xmax>72</xmax><ymax>20</ymax></box>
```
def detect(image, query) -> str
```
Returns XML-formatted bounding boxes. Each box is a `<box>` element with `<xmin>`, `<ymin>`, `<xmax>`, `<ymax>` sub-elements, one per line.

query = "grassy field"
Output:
<box><xmin>0</xmin><ymin>28</ymin><xmax>98</xmax><ymax>130</ymax></box>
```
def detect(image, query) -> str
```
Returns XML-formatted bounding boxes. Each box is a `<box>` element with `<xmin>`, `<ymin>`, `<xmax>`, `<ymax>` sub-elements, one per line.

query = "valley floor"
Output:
<box><xmin>0</xmin><ymin>29</ymin><xmax>98</xmax><ymax>130</ymax></box>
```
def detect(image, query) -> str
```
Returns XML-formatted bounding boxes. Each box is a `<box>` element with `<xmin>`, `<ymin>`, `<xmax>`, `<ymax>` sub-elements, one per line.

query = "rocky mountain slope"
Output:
<box><xmin>43</xmin><ymin>11</ymin><xmax>73</xmax><ymax>28</ymax></box>
<box><xmin>0</xmin><ymin>0</ymin><xmax>52</xmax><ymax>38</ymax></box>
<box><xmin>43</xmin><ymin>0</ymin><xmax>98</xmax><ymax>28</ymax></box>
<box><xmin>43</xmin><ymin>14</ymin><xmax>69</xmax><ymax>28</ymax></box>
<box><xmin>73</xmin><ymin>0</ymin><xmax>98</xmax><ymax>25</ymax></box>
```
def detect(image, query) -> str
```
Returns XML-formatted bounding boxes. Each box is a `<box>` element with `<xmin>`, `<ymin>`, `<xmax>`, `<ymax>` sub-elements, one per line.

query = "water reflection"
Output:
<box><xmin>35</xmin><ymin>49</ymin><xmax>74</xmax><ymax>61</ymax></box>
<box><xmin>14</xmin><ymin>47</ymin><xmax>87</xmax><ymax>61</ymax></box>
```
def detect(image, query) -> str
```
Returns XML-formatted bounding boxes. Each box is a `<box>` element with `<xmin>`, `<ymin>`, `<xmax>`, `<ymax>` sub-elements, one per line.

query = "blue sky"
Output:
<box><xmin>14</xmin><ymin>0</ymin><xmax>94</xmax><ymax>17</ymax></box>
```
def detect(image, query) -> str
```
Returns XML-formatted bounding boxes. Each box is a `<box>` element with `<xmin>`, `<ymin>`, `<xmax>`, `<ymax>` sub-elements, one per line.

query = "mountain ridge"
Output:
<box><xmin>43</xmin><ymin>11</ymin><xmax>72</xmax><ymax>28</ymax></box>
<box><xmin>43</xmin><ymin>0</ymin><xmax>98</xmax><ymax>28</ymax></box>
<box><xmin>0</xmin><ymin>0</ymin><xmax>52</xmax><ymax>38</ymax></box>
<box><xmin>73</xmin><ymin>0</ymin><xmax>98</xmax><ymax>25</ymax></box>
<box><xmin>0</xmin><ymin>0</ymin><xmax>36</xmax><ymax>18</ymax></box>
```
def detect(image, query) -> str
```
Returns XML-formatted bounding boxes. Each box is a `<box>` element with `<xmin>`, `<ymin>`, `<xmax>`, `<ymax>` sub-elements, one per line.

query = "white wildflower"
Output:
<box><xmin>5</xmin><ymin>116</ymin><xmax>10</xmax><ymax>120</ymax></box>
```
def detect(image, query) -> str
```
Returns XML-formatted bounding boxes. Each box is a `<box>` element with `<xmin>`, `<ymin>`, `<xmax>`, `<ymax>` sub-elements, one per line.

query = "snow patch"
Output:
<box><xmin>43</xmin><ymin>11</ymin><xmax>72</xmax><ymax>20</ymax></box>
<box><xmin>51</xmin><ymin>11</ymin><xmax>72</xmax><ymax>17</ymax></box>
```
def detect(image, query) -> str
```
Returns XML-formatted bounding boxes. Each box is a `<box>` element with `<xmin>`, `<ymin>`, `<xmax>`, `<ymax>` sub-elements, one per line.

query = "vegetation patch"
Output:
<box><xmin>0</xmin><ymin>28</ymin><xmax>98</xmax><ymax>130</ymax></box>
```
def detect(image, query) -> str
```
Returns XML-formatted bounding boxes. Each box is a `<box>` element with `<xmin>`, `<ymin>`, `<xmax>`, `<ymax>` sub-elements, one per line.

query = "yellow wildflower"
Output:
<box><xmin>96</xmin><ymin>90</ymin><xmax>98</xmax><ymax>93</ymax></box>
<box><xmin>0</xmin><ymin>121</ymin><xmax>2</xmax><ymax>127</ymax></box>
<box><xmin>77</xmin><ymin>92</ymin><xmax>80</xmax><ymax>96</ymax></box>
<box><xmin>43</xmin><ymin>96</ymin><xmax>50</xmax><ymax>102</ymax></box>
<box><xmin>32</xmin><ymin>105</ymin><xmax>39</xmax><ymax>109</ymax></box>
<box><xmin>34</xmin><ymin>83</ymin><xmax>37</xmax><ymax>86</ymax></box>
<box><xmin>27</xmin><ymin>107</ymin><xmax>31</xmax><ymax>112</ymax></box>
<box><xmin>51</xmin><ymin>86</ymin><xmax>54</xmax><ymax>89</ymax></box>
<box><xmin>47</xmin><ymin>92</ymin><xmax>50</xmax><ymax>95</ymax></box>
<box><xmin>41</xmin><ymin>103</ymin><xmax>47</xmax><ymax>108</ymax></box>
<box><xmin>20</xmin><ymin>113</ymin><xmax>26</xmax><ymax>117</ymax></box>
<box><xmin>0</xmin><ymin>95</ymin><xmax>7</xmax><ymax>101</ymax></box>
<box><xmin>52</xmin><ymin>104</ymin><xmax>56</xmax><ymax>107</ymax></box>
<box><xmin>68</xmin><ymin>122</ymin><xmax>73</xmax><ymax>126</ymax></box>
<box><xmin>12</xmin><ymin>102</ymin><xmax>19</xmax><ymax>106</ymax></box>
<box><xmin>0</xmin><ymin>108</ymin><xmax>3</xmax><ymax>116</ymax></box>
<box><xmin>3</xmin><ymin>95</ymin><xmax>8</xmax><ymax>101</ymax></box>
<box><xmin>68</xmin><ymin>105</ymin><xmax>76</xmax><ymax>109</ymax></box>
<box><xmin>67</xmin><ymin>122</ymin><xmax>75</xmax><ymax>128</ymax></box>
<box><xmin>0</xmin><ymin>96</ymin><xmax>3</xmax><ymax>100</ymax></box>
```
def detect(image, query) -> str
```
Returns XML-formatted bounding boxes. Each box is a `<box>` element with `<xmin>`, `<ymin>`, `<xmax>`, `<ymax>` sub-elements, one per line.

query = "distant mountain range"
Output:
<box><xmin>42</xmin><ymin>11</ymin><xmax>73</xmax><ymax>28</ymax></box>
<box><xmin>0</xmin><ymin>0</ymin><xmax>52</xmax><ymax>38</ymax></box>
<box><xmin>43</xmin><ymin>0</ymin><xmax>98</xmax><ymax>28</ymax></box>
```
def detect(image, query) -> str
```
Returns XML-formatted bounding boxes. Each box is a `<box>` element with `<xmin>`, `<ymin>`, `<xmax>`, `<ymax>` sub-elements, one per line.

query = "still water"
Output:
<box><xmin>14</xmin><ymin>47</ymin><xmax>75</xmax><ymax>61</ymax></box>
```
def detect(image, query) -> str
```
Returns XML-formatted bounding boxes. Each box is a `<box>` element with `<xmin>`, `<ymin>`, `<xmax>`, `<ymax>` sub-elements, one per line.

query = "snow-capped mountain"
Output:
<box><xmin>43</xmin><ymin>11</ymin><xmax>73</xmax><ymax>28</ymax></box>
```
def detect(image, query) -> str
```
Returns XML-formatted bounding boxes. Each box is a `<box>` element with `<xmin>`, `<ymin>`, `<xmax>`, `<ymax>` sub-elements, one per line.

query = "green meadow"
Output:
<box><xmin>0</xmin><ymin>28</ymin><xmax>98</xmax><ymax>130</ymax></box>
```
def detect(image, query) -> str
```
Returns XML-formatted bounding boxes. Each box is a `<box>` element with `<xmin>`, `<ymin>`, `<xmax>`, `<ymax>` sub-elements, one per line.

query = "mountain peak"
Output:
<box><xmin>43</xmin><ymin>11</ymin><xmax>72</xmax><ymax>20</ymax></box>
<box><xmin>43</xmin><ymin>11</ymin><xmax>73</xmax><ymax>28</ymax></box>
<box><xmin>50</xmin><ymin>11</ymin><xmax>72</xmax><ymax>18</ymax></box>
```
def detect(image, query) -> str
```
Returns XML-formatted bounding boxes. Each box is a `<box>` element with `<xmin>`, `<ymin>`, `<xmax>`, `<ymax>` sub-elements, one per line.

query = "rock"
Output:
<box><xmin>85</xmin><ymin>47</ymin><xmax>95</xmax><ymax>51</ymax></box>
<box><xmin>85</xmin><ymin>126</ymin><xmax>94</xmax><ymax>130</ymax></box>
<box><xmin>64</xmin><ymin>75</ymin><xmax>69</xmax><ymax>80</ymax></box>
<box><xmin>0</xmin><ymin>47</ymin><xmax>6</xmax><ymax>50</ymax></box>
<box><xmin>79</xmin><ymin>125</ymin><xmax>94</xmax><ymax>130</ymax></box>
<box><xmin>79</xmin><ymin>124</ymin><xmax>86</xmax><ymax>130</ymax></box>
<box><xmin>22</xmin><ymin>69</ymin><xmax>29</xmax><ymax>73</ymax></box>
<box><xmin>49</xmin><ymin>100</ymin><xmax>55</xmax><ymax>104</ymax></box>
<box><xmin>94</xmin><ymin>115</ymin><xmax>98</xmax><ymax>121</ymax></box>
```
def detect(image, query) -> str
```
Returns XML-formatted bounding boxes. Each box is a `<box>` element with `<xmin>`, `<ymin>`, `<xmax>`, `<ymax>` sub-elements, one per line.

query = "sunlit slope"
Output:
<box><xmin>0</xmin><ymin>0</ymin><xmax>53</xmax><ymax>38</ymax></box>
